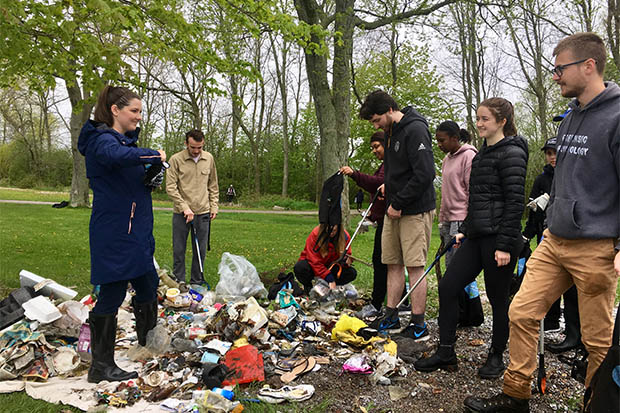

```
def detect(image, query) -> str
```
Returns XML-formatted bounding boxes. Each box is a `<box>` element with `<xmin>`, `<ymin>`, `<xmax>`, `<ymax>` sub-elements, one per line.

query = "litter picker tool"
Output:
<box><xmin>345</xmin><ymin>254</ymin><xmax>372</xmax><ymax>268</ymax></box>
<box><xmin>190</xmin><ymin>220</ymin><xmax>211</xmax><ymax>290</ymax></box>
<box><xmin>397</xmin><ymin>237</ymin><xmax>457</xmax><ymax>309</ymax></box>
<box><xmin>537</xmin><ymin>319</ymin><xmax>547</xmax><ymax>394</ymax></box>
<box><xmin>338</xmin><ymin>190</ymin><xmax>381</xmax><ymax>263</ymax></box>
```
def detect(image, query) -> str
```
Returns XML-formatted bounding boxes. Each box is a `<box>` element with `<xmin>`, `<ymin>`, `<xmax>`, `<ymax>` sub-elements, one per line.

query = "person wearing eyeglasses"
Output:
<box><xmin>464</xmin><ymin>32</ymin><xmax>620</xmax><ymax>413</ymax></box>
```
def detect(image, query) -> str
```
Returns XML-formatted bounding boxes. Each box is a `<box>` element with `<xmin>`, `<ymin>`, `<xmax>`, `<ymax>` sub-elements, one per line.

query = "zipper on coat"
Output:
<box><xmin>128</xmin><ymin>202</ymin><xmax>136</xmax><ymax>234</ymax></box>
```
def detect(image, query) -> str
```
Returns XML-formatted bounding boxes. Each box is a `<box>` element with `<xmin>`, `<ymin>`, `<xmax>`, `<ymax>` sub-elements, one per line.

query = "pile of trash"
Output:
<box><xmin>0</xmin><ymin>253</ymin><xmax>411</xmax><ymax>412</ymax></box>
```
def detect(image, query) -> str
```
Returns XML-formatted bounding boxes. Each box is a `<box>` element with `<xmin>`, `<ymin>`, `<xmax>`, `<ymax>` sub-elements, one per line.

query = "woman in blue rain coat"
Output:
<box><xmin>78</xmin><ymin>85</ymin><xmax>165</xmax><ymax>384</ymax></box>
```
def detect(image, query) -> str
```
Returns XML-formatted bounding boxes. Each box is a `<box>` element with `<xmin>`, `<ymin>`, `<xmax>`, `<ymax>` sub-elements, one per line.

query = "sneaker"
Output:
<box><xmin>354</xmin><ymin>304</ymin><xmax>382</xmax><ymax>320</ymax></box>
<box><xmin>368</xmin><ymin>307</ymin><xmax>400</xmax><ymax>332</ymax></box>
<box><xmin>463</xmin><ymin>392</ymin><xmax>529</xmax><ymax>412</ymax></box>
<box><xmin>398</xmin><ymin>322</ymin><xmax>429</xmax><ymax>341</ymax></box>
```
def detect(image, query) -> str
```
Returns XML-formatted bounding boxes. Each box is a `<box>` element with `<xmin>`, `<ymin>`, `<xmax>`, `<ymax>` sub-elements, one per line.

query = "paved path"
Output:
<box><xmin>0</xmin><ymin>199</ymin><xmax>320</xmax><ymax>215</ymax></box>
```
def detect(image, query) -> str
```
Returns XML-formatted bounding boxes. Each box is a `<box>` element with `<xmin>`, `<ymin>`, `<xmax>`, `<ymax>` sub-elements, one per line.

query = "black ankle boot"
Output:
<box><xmin>132</xmin><ymin>298</ymin><xmax>158</xmax><ymax>346</ymax></box>
<box><xmin>478</xmin><ymin>347</ymin><xmax>505</xmax><ymax>379</ymax></box>
<box><xmin>547</xmin><ymin>318</ymin><xmax>582</xmax><ymax>354</ymax></box>
<box><xmin>464</xmin><ymin>392</ymin><xmax>529</xmax><ymax>412</ymax></box>
<box><xmin>88</xmin><ymin>312</ymin><xmax>138</xmax><ymax>383</ymax></box>
<box><xmin>414</xmin><ymin>344</ymin><xmax>458</xmax><ymax>372</ymax></box>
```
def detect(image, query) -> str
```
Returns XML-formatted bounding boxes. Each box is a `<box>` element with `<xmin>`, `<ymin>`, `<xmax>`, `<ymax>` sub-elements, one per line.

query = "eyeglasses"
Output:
<box><xmin>550</xmin><ymin>58</ymin><xmax>589</xmax><ymax>77</ymax></box>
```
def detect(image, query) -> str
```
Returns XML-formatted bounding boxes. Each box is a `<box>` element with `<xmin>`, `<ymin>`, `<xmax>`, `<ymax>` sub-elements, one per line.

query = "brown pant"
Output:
<box><xmin>504</xmin><ymin>229</ymin><xmax>618</xmax><ymax>399</ymax></box>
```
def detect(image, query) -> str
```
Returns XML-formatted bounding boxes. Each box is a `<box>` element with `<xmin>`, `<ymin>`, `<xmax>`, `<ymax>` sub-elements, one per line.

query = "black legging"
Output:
<box><xmin>294</xmin><ymin>259</ymin><xmax>357</xmax><ymax>291</ymax></box>
<box><xmin>438</xmin><ymin>235</ymin><xmax>519</xmax><ymax>351</ymax></box>
<box><xmin>371</xmin><ymin>221</ymin><xmax>388</xmax><ymax>310</ymax></box>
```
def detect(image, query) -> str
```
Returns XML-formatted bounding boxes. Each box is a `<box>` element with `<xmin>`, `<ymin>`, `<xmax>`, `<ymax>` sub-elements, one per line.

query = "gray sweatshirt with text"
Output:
<box><xmin>547</xmin><ymin>82</ymin><xmax>620</xmax><ymax>241</ymax></box>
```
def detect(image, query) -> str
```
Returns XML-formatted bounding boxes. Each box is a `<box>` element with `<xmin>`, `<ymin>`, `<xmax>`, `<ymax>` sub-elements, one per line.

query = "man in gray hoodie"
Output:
<box><xmin>464</xmin><ymin>32</ymin><xmax>620</xmax><ymax>412</ymax></box>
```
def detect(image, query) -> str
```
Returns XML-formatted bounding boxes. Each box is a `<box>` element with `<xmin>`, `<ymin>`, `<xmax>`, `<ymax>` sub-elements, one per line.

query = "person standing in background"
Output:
<box><xmin>166</xmin><ymin>129</ymin><xmax>219</xmax><ymax>287</ymax></box>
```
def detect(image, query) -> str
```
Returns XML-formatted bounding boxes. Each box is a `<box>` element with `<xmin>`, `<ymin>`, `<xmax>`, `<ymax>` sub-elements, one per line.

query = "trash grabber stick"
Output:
<box><xmin>345</xmin><ymin>254</ymin><xmax>372</xmax><ymax>268</ymax></box>
<box><xmin>397</xmin><ymin>237</ymin><xmax>457</xmax><ymax>309</ymax></box>
<box><xmin>190</xmin><ymin>221</ymin><xmax>211</xmax><ymax>289</ymax></box>
<box><xmin>339</xmin><ymin>190</ymin><xmax>381</xmax><ymax>262</ymax></box>
<box><xmin>537</xmin><ymin>319</ymin><xmax>547</xmax><ymax>394</ymax></box>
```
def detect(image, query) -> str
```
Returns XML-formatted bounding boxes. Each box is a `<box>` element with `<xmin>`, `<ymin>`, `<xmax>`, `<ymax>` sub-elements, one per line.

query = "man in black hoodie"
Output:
<box><xmin>359</xmin><ymin>90</ymin><xmax>436</xmax><ymax>340</ymax></box>
<box><xmin>464</xmin><ymin>32</ymin><xmax>620</xmax><ymax>413</ymax></box>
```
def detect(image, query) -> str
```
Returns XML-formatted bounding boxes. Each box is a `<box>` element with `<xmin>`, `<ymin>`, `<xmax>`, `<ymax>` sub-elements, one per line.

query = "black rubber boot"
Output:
<box><xmin>478</xmin><ymin>347</ymin><xmax>505</xmax><ymax>379</ymax></box>
<box><xmin>414</xmin><ymin>344</ymin><xmax>458</xmax><ymax>372</ymax></box>
<box><xmin>88</xmin><ymin>312</ymin><xmax>138</xmax><ymax>384</ymax></box>
<box><xmin>464</xmin><ymin>392</ymin><xmax>529</xmax><ymax>412</ymax></box>
<box><xmin>547</xmin><ymin>288</ymin><xmax>582</xmax><ymax>354</ymax></box>
<box><xmin>132</xmin><ymin>298</ymin><xmax>158</xmax><ymax>346</ymax></box>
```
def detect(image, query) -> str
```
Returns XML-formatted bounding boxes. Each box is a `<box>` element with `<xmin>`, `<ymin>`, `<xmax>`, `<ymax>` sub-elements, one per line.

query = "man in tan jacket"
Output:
<box><xmin>166</xmin><ymin>129</ymin><xmax>219</xmax><ymax>286</ymax></box>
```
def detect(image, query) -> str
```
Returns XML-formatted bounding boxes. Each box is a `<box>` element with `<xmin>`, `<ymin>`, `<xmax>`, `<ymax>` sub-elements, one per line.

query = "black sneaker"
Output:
<box><xmin>464</xmin><ymin>393</ymin><xmax>529</xmax><ymax>412</ymax></box>
<box><xmin>398</xmin><ymin>322</ymin><xmax>429</xmax><ymax>341</ymax></box>
<box><xmin>368</xmin><ymin>307</ymin><xmax>400</xmax><ymax>332</ymax></box>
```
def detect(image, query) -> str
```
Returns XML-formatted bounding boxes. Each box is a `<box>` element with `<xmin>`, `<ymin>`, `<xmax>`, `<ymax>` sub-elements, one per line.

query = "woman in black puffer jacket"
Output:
<box><xmin>415</xmin><ymin>98</ymin><xmax>528</xmax><ymax>379</ymax></box>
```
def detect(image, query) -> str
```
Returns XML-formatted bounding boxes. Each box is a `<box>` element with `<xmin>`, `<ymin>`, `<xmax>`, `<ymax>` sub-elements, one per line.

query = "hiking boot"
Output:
<box><xmin>88</xmin><ymin>312</ymin><xmax>138</xmax><ymax>384</ymax></box>
<box><xmin>398</xmin><ymin>322</ymin><xmax>429</xmax><ymax>341</ymax></box>
<box><xmin>355</xmin><ymin>304</ymin><xmax>382</xmax><ymax>320</ymax></box>
<box><xmin>478</xmin><ymin>347</ymin><xmax>505</xmax><ymax>379</ymax></box>
<box><xmin>414</xmin><ymin>344</ymin><xmax>457</xmax><ymax>372</ymax></box>
<box><xmin>369</xmin><ymin>307</ymin><xmax>400</xmax><ymax>332</ymax></box>
<box><xmin>464</xmin><ymin>392</ymin><xmax>529</xmax><ymax>412</ymax></box>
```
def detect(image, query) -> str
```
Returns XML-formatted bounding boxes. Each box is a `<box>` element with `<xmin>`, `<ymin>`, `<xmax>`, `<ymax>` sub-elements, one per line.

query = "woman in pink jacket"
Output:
<box><xmin>436</xmin><ymin>121</ymin><xmax>483</xmax><ymax>328</ymax></box>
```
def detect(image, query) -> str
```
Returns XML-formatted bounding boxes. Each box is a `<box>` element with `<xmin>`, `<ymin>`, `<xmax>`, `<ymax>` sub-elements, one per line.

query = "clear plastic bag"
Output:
<box><xmin>215</xmin><ymin>252</ymin><xmax>267</xmax><ymax>298</ymax></box>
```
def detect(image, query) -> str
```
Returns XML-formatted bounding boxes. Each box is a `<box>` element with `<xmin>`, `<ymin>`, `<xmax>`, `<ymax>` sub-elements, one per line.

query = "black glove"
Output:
<box><xmin>144</xmin><ymin>161</ymin><xmax>169</xmax><ymax>188</ymax></box>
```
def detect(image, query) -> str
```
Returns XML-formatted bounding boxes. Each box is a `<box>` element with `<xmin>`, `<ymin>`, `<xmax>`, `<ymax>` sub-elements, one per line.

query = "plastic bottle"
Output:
<box><xmin>211</xmin><ymin>387</ymin><xmax>234</xmax><ymax>400</ymax></box>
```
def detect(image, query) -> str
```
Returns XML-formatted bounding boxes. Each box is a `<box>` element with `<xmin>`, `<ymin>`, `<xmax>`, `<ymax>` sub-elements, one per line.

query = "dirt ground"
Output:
<box><xmin>250</xmin><ymin>305</ymin><xmax>584</xmax><ymax>413</ymax></box>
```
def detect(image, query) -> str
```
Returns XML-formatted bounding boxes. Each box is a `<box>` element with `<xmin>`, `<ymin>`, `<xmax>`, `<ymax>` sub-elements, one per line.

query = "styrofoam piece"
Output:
<box><xmin>19</xmin><ymin>270</ymin><xmax>77</xmax><ymax>301</ymax></box>
<box><xmin>22</xmin><ymin>296</ymin><xmax>62</xmax><ymax>324</ymax></box>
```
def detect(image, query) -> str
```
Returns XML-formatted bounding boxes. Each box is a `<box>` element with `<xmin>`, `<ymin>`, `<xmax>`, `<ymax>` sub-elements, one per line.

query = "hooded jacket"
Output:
<box><xmin>523</xmin><ymin>163</ymin><xmax>554</xmax><ymax>241</ymax></box>
<box><xmin>298</xmin><ymin>226</ymin><xmax>352</xmax><ymax>281</ymax></box>
<box><xmin>459</xmin><ymin>135</ymin><xmax>528</xmax><ymax>252</ymax></box>
<box><xmin>547</xmin><ymin>82</ymin><xmax>620</xmax><ymax>242</ymax></box>
<box><xmin>350</xmin><ymin>163</ymin><xmax>385</xmax><ymax>223</ymax></box>
<box><xmin>384</xmin><ymin>106</ymin><xmax>436</xmax><ymax>215</ymax></box>
<box><xmin>78</xmin><ymin>120</ymin><xmax>162</xmax><ymax>285</ymax></box>
<box><xmin>439</xmin><ymin>143</ymin><xmax>477</xmax><ymax>222</ymax></box>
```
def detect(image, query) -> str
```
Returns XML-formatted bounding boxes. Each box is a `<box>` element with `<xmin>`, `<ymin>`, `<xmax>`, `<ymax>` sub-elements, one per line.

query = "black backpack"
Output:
<box><xmin>318</xmin><ymin>172</ymin><xmax>343</xmax><ymax>226</ymax></box>
<box><xmin>583</xmin><ymin>308</ymin><xmax>620</xmax><ymax>413</ymax></box>
<box><xmin>268</xmin><ymin>272</ymin><xmax>305</xmax><ymax>300</ymax></box>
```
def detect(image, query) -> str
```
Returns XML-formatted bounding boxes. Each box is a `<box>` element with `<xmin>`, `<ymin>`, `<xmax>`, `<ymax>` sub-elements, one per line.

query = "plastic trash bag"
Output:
<box><xmin>215</xmin><ymin>252</ymin><xmax>267</xmax><ymax>298</ymax></box>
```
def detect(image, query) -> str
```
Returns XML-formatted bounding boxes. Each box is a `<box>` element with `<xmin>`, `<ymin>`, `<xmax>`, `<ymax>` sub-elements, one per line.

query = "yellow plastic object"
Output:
<box><xmin>330</xmin><ymin>314</ymin><xmax>367</xmax><ymax>340</ymax></box>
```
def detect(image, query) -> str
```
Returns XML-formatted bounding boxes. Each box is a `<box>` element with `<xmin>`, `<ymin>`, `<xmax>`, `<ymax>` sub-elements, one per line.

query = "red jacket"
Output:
<box><xmin>298</xmin><ymin>226</ymin><xmax>352</xmax><ymax>280</ymax></box>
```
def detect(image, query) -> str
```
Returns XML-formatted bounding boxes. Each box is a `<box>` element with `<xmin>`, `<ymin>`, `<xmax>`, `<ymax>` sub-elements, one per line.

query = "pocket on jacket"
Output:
<box><xmin>551</xmin><ymin>197</ymin><xmax>580</xmax><ymax>231</ymax></box>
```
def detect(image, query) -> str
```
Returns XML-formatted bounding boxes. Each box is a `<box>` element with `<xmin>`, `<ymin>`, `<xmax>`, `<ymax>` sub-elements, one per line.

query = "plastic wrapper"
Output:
<box><xmin>215</xmin><ymin>252</ymin><xmax>267</xmax><ymax>298</ymax></box>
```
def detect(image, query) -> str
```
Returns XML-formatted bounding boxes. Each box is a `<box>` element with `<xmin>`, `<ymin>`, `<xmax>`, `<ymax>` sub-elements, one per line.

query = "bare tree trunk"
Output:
<box><xmin>608</xmin><ymin>0</ymin><xmax>620</xmax><ymax>73</ymax></box>
<box><xmin>66</xmin><ymin>81</ymin><xmax>92</xmax><ymax>207</ymax></box>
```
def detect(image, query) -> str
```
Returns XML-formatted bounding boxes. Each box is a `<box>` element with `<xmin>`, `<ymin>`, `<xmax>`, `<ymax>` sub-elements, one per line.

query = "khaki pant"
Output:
<box><xmin>381</xmin><ymin>210</ymin><xmax>434</xmax><ymax>267</ymax></box>
<box><xmin>504</xmin><ymin>229</ymin><xmax>618</xmax><ymax>399</ymax></box>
